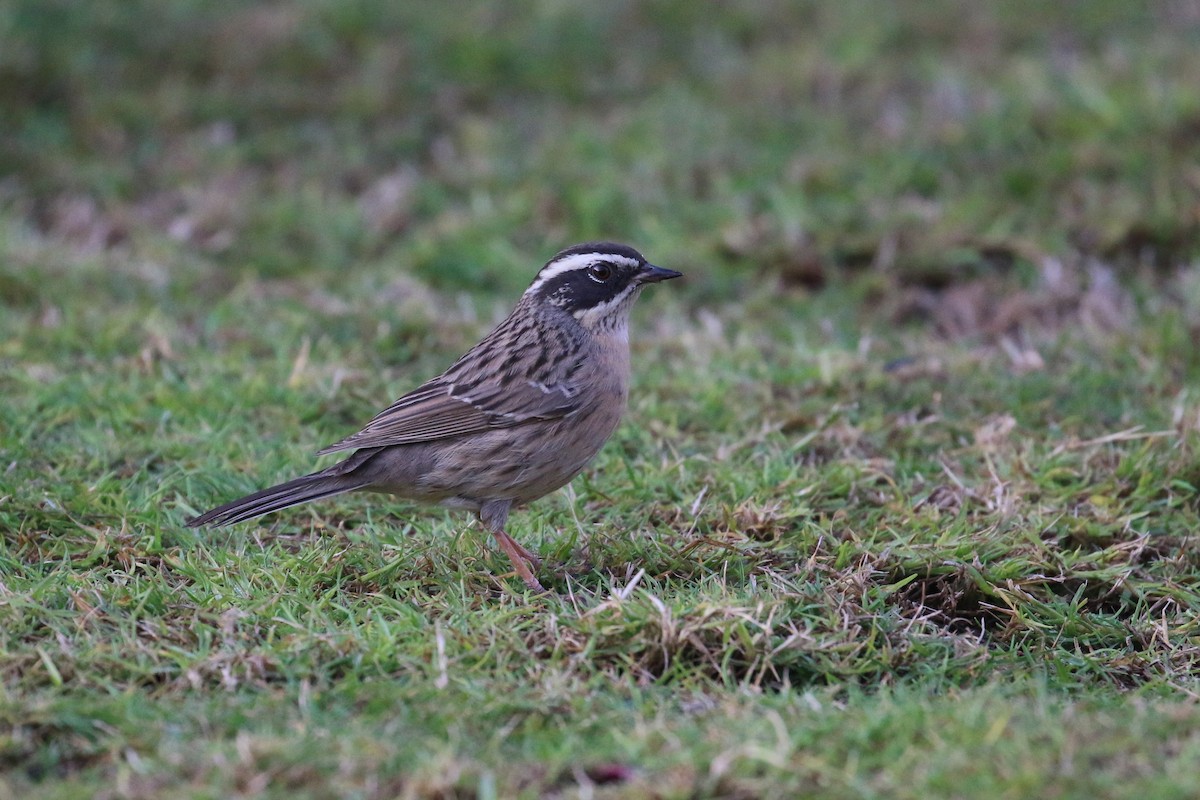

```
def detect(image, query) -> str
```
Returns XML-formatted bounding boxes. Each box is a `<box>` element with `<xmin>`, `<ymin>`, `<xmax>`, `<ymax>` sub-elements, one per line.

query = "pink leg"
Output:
<box><xmin>478</xmin><ymin>500</ymin><xmax>544</xmax><ymax>592</ymax></box>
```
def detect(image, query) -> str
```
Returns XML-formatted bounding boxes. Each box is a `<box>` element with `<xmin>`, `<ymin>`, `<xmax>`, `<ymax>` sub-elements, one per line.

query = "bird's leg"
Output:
<box><xmin>493</xmin><ymin>529</ymin><xmax>545</xmax><ymax>592</ymax></box>
<box><xmin>479</xmin><ymin>500</ymin><xmax>544</xmax><ymax>592</ymax></box>
<box><xmin>504</xmin><ymin>535</ymin><xmax>542</xmax><ymax>568</ymax></box>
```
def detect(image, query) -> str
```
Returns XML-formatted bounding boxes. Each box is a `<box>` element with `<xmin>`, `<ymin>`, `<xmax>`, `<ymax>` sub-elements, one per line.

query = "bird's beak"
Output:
<box><xmin>638</xmin><ymin>264</ymin><xmax>683</xmax><ymax>284</ymax></box>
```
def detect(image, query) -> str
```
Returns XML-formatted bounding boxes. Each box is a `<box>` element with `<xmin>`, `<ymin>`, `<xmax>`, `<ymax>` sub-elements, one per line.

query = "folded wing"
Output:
<box><xmin>317</xmin><ymin>309</ymin><xmax>588</xmax><ymax>455</ymax></box>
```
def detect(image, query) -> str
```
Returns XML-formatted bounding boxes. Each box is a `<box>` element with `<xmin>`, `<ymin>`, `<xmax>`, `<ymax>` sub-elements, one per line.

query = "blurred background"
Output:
<box><xmin>4</xmin><ymin>0</ymin><xmax>1198</xmax><ymax>307</ymax></box>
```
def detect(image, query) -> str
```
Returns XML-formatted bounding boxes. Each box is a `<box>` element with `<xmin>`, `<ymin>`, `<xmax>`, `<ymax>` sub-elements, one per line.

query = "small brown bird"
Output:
<box><xmin>186</xmin><ymin>242</ymin><xmax>680</xmax><ymax>591</ymax></box>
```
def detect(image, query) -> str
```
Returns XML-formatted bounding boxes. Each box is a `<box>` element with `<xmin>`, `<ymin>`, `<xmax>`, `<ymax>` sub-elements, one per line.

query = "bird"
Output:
<box><xmin>185</xmin><ymin>242</ymin><xmax>681</xmax><ymax>592</ymax></box>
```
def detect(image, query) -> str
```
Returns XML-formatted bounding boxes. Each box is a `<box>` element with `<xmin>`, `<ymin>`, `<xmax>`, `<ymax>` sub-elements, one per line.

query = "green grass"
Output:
<box><xmin>3</xmin><ymin>1</ymin><xmax>1200</xmax><ymax>797</ymax></box>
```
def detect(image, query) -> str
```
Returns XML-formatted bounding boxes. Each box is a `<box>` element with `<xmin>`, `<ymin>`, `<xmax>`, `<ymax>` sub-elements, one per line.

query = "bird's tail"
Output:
<box><xmin>185</xmin><ymin>471</ymin><xmax>369</xmax><ymax>528</ymax></box>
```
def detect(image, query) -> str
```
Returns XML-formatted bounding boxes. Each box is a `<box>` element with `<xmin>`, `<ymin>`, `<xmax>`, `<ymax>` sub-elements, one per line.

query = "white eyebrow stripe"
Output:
<box><xmin>525</xmin><ymin>252</ymin><xmax>641</xmax><ymax>295</ymax></box>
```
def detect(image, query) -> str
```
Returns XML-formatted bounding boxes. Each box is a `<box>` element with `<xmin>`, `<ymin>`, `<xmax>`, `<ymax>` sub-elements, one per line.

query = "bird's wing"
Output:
<box><xmin>316</xmin><ymin>375</ymin><xmax>581</xmax><ymax>454</ymax></box>
<box><xmin>317</xmin><ymin>311</ymin><xmax>589</xmax><ymax>454</ymax></box>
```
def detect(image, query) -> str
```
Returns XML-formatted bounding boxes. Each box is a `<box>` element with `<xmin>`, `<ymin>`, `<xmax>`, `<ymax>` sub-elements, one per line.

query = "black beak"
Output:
<box><xmin>638</xmin><ymin>264</ymin><xmax>683</xmax><ymax>284</ymax></box>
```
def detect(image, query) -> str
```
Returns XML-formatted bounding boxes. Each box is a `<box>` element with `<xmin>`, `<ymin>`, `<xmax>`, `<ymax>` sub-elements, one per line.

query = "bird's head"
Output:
<box><xmin>524</xmin><ymin>242</ymin><xmax>681</xmax><ymax>333</ymax></box>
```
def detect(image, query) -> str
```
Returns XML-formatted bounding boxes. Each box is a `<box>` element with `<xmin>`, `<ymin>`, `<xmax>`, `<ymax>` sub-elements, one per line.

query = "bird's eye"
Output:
<box><xmin>587</xmin><ymin>264</ymin><xmax>613</xmax><ymax>282</ymax></box>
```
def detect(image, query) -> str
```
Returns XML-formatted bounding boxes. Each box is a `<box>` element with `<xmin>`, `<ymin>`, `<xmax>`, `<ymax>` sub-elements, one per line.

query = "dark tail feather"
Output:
<box><xmin>185</xmin><ymin>472</ymin><xmax>368</xmax><ymax>528</ymax></box>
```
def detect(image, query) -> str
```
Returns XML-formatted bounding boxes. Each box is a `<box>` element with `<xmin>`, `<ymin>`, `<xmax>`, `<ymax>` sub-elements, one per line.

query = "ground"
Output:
<box><xmin>2</xmin><ymin>2</ymin><xmax>1199</xmax><ymax>797</ymax></box>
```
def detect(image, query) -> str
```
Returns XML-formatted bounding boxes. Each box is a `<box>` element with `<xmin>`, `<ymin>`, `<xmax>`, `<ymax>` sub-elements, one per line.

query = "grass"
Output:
<box><xmin>3</xmin><ymin>1</ymin><xmax>1200</xmax><ymax>797</ymax></box>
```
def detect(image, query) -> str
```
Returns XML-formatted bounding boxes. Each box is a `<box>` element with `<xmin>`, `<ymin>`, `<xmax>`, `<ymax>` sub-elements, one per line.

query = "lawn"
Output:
<box><xmin>2</xmin><ymin>2</ymin><xmax>1200</xmax><ymax>797</ymax></box>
